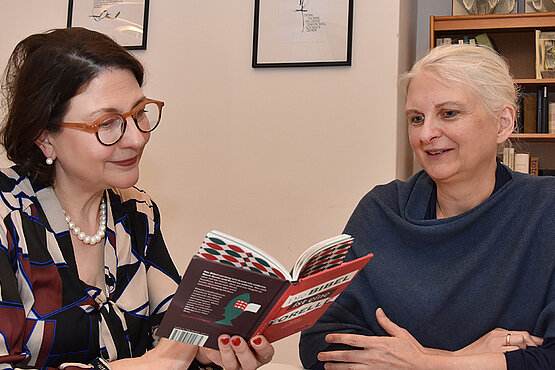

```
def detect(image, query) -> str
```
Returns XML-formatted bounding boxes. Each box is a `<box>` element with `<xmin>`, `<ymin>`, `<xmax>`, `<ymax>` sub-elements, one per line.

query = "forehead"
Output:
<box><xmin>79</xmin><ymin>68</ymin><xmax>142</xmax><ymax>99</ymax></box>
<box><xmin>405</xmin><ymin>74</ymin><xmax>479</xmax><ymax>108</ymax></box>
<box><xmin>64</xmin><ymin>69</ymin><xmax>143</xmax><ymax>119</ymax></box>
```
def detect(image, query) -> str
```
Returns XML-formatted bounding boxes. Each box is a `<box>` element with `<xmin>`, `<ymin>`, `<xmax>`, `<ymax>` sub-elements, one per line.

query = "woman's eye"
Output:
<box><xmin>99</xmin><ymin>117</ymin><xmax>121</xmax><ymax>131</ymax></box>
<box><xmin>408</xmin><ymin>115</ymin><xmax>424</xmax><ymax>125</ymax></box>
<box><xmin>443</xmin><ymin>110</ymin><xmax>458</xmax><ymax>119</ymax></box>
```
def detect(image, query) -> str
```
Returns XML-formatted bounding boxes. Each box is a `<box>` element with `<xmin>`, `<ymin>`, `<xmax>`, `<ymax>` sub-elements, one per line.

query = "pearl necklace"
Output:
<box><xmin>63</xmin><ymin>198</ymin><xmax>107</xmax><ymax>245</ymax></box>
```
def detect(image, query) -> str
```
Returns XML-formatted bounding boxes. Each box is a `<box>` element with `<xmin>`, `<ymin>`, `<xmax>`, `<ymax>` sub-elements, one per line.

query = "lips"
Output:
<box><xmin>425</xmin><ymin>149</ymin><xmax>453</xmax><ymax>156</ymax></box>
<box><xmin>112</xmin><ymin>156</ymin><xmax>138</xmax><ymax>166</ymax></box>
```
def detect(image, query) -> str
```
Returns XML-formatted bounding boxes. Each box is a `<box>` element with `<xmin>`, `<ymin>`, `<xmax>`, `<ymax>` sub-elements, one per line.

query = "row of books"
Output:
<box><xmin>435</xmin><ymin>33</ymin><xmax>494</xmax><ymax>49</ymax></box>
<box><xmin>501</xmin><ymin>148</ymin><xmax>554</xmax><ymax>176</ymax></box>
<box><xmin>517</xmin><ymin>86</ymin><xmax>555</xmax><ymax>134</ymax></box>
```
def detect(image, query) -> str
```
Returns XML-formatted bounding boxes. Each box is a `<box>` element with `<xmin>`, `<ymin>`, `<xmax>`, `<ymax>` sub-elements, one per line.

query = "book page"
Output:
<box><xmin>197</xmin><ymin>230</ymin><xmax>292</xmax><ymax>280</ymax></box>
<box><xmin>290</xmin><ymin>234</ymin><xmax>354</xmax><ymax>281</ymax></box>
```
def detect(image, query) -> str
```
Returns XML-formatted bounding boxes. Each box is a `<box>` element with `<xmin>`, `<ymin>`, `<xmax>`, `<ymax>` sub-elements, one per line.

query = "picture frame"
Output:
<box><xmin>452</xmin><ymin>0</ymin><xmax>517</xmax><ymax>15</ymax></box>
<box><xmin>252</xmin><ymin>0</ymin><xmax>353</xmax><ymax>68</ymax></box>
<box><xmin>523</xmin><ymin>0</ymin><xmax>555</xmax><ymax>12</ymax></box>
<box><xmin>67</xmin><ymin>0</ymin><xmax>149</xmax><ymax>50</ymax></box>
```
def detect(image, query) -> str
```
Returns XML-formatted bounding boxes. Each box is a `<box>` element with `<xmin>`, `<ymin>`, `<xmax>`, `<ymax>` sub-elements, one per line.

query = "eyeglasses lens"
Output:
<box><xmin>97</xmin><ymin>117</ymin><xmax>125</xmax><ymax>145</ymax></box>
<box><xmin>96</xmin><ymin>102</ymin><xmax>161</xmax><ymax>145</ymax></box>
<box><xmin>136</xmin><ymin>102</ymin><xmax>161</xmax><ymax>132</ymax></box>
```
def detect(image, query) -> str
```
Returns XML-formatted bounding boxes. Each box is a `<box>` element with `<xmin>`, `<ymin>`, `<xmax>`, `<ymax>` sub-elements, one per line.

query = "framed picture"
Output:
<box><xmin>524</xmin><ymin>0</ymin><xmax>555</xmax><ymax>12</ymax></box>
<box><xmin>252</xmin><ymin>0</ymin><xmax>353</xmax><ymax>68</ymax></box>
<box><xmin>452</xmin><ymin>0</ymin><xmax>517</xmax><ymax>15</ymax></box>
<box><xmin>67</xmin><ymin>0</ymin><xmax>150</xmax><ymax>50</ymax></box>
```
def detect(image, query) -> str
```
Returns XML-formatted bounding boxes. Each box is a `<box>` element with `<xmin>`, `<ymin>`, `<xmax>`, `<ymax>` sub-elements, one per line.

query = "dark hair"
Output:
<box><xmin>1</xmin><ymin>27</ymin><xmax>144</xmax><ymax>186</ymax></box>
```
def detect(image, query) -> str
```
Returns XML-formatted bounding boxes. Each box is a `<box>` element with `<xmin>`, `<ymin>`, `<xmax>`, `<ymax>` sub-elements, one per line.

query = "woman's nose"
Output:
<box><xmin>418</xmin><ymin>118</ymin><xmax>442</xmax><ymax>143</ymax></box>
<box><xmin>119</xmin><ymin>116</ymin><xmax>150</xmax><ymax>148</ymax></box>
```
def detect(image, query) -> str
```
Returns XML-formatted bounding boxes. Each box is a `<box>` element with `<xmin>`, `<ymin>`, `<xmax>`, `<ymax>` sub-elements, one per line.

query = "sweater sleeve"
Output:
<box><xmin>505</xmin><ymin>337</ymin><xmax>555</xmax><ymax>370</ymax></box>
<box><xmin>299</xmin><ymin>195</ymin><xmax>384</xmax><ymax>369</ymax></box>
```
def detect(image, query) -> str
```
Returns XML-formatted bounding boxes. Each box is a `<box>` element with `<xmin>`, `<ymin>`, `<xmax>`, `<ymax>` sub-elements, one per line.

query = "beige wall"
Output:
<box><xmin>0</xmin><ymin>1</ymin><xmax>415</xmax><ymax>366</ymax></box>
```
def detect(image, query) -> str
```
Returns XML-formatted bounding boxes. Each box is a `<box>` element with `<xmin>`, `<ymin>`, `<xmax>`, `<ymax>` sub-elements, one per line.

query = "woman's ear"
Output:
<box><xmin>497</xmin><ymin>105</ymin><xmax>515</xmax><ymax>144</ymax></box>
<box><xmin>35</xmin><ymin>131</ymin><xmax>56</xmax><ymax>160</ymax></box>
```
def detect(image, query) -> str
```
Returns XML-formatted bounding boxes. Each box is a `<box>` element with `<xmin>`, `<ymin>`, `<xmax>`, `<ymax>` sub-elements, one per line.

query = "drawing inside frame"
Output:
<box><xmin>452</xmin><ymin>0</ymin><xmax>517</xmax><ymax>15</ymax></box>
<box><xmin>252</xmin><ymin>0</ymin><xmax>353</xmax><ymax>67</ymax></box>
<box><xmin>67</xmin><ymin>0</ymin><xmax>149</xmax><ymax>50</ymax></box>
<box><xmin>525</xmin><ymin>0</ymin><xmax>555</xmax><ymax>12</ymax></box>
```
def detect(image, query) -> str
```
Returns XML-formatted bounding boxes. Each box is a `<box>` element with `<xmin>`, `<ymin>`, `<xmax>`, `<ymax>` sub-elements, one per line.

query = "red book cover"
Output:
<box><xmin>156</xmin><ymin>231</ymin><xmax>373</xmax><ymax>349</ymax></box>
<box><xmin>254</xmin><ymin>255</ymin><xmax>372</xmax><ymax>343</ymax></box>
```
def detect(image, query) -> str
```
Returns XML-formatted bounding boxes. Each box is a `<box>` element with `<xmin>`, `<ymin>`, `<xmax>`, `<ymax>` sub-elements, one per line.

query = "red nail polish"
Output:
<box><xmin>221</xmin><ymin>337</ymin><xmax>230</xmax><ymax>345</ymax></box>
<box><xmin>252</xmin><ymin>337</ymin><xmax>262</xmax><ymax>345</ymax></box>
<box><xmin>232</xmin><ymin>338</ymin><xmax>241</xmax><ymax>346</ymax></box>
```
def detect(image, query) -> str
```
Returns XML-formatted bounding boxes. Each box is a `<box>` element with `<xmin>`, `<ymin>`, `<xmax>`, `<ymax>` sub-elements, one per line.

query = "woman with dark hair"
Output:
<box><xmin>0</xmin><ymin>27</ymin><xmax>273</xmax><ymax>370</ymax></box>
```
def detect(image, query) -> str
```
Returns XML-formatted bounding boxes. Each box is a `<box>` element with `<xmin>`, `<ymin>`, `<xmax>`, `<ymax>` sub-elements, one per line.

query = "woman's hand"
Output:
<box><xmin>110</xmin><ymin>337</ymin><xmax>198</xmax><ymax>369</ymax></box>
<box><xmin>317</xmin><ymin>308</ymin><xmax>430</xmax><ymax>369</ymax></box>
<box><xmin>196</xmin><ymin>334</ymin><xmax>274</xmax><ymax>370</ymax></box>
<box><xmin>456</xmin><ymin>327</ymin><xmax>543</xmax><ymax>355</ymax></box>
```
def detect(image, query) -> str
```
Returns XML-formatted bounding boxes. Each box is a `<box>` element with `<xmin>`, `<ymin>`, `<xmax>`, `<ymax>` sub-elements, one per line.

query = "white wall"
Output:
<box><xmin>0</xmin><ymin>1</ymin><xmax>417</xmax><ymax>366</ymax></box>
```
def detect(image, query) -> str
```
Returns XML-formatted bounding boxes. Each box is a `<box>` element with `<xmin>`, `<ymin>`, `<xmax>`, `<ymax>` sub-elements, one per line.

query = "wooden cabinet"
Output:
<box><xmin>430</xmin><ymin>12</ymin><xmax>555</xmax><ymax>170</ymax></box>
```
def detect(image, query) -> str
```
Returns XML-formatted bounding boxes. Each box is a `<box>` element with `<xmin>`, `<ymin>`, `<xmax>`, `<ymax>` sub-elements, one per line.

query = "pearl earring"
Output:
<box><xmin>46</xmin><ymin>157</ymin><xmax>53</xmax><ymax>165</ymax></box>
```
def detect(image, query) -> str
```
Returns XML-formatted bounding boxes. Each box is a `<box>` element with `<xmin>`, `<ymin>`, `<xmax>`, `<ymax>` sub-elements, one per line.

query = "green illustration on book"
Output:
<box><xmin>215</xmin><ymin>293</ymin><xmax>261</xmax><ymax>326</ymax></box>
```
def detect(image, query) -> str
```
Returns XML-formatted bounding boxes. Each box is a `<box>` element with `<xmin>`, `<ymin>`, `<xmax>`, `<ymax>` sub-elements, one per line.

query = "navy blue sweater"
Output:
<box><xmin>299</xmin><ymin>169</ymin><xmax>555</xmax><ymax>369</ymax></box>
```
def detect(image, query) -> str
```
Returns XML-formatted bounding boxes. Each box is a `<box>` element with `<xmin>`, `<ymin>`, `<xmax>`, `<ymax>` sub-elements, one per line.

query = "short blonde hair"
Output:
<box><xmin>400</xmin><ymin>44</ymin><xmax>518</xmax><ymax>126</ymax></box>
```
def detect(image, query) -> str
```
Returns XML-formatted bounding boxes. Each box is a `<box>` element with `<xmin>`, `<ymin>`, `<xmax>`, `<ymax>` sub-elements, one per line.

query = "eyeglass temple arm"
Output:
<box><xmin>57</xmin><ymin>122</ymin><xmax>98</xmax><ymax>132</ymax></box>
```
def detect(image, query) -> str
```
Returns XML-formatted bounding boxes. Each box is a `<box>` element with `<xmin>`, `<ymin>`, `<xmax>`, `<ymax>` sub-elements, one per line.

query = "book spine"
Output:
<box><xmin>542</xmin><ymin>86</ymin><xmax>549</xmax><ymax>133</ymax></box>
<box><xmin>502</xmin><ymin>147</ymin><xmax>509</xmax><ymax>167</ymax></box>
<box><xmin>248</xmin><ymin>281</ymin><xmax>292</xmax><ymax>339</ymax></box>
<box><xmin>530</xmin><ymin>157</ymin><xmax>540</xmax><ymax>176</ymax></box>
<box><xmin>509</xmin><ymin>148</ymin><xmax>515</xmax><ymax>171</ymax></box>
<box><xmin>537</xmin><ymin>87</ymin><xmax>544</xmax><ymax>133</ymax></box>
<box><xmin>523</xmin><ymin>94</ymin><xmax>538</xmax><ymax>133</ymax></box>
<box><xmin>514</xmin><ymin>153</ymin><xmax>530</xmax><ymax>174</ymax></box>
<box><xmin>515</xmin><ymin>97</ymin><xmax>524</xmax><ymax>133</ymax></box>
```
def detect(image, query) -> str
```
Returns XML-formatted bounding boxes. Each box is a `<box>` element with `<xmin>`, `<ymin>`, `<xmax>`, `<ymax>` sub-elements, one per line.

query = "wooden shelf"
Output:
<box><xmin>510</xmin><ymin>133</ymin><xmax>555</xmax><ymax>141</ymax></box>
<box><xmin>431</xmin><ymin>12</ymin><xmax>555</xmax><ymax>35</ymax></box>
<box><xmin>431</xmin><ymin>13</ymin><xmax>555</xmax><ymax>165</ymax></box>
<box><xmin>516</xmin><ymin>78</ymin><xmax>555</xmax><ymax>86</ymax></box>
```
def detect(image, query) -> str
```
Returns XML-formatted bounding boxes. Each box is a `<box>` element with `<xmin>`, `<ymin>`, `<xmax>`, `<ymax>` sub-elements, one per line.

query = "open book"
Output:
<box><xmin>157</xmin><ymin>230</ymin><xmax>373</xmax><ymax>349</ymax></box>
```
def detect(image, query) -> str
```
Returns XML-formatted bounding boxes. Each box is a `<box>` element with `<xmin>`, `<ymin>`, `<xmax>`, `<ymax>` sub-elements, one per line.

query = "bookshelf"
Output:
<box><xmin>430</xmin><ymin>12</ymin><xmax>555</xmax><ymax>171</ymax></box>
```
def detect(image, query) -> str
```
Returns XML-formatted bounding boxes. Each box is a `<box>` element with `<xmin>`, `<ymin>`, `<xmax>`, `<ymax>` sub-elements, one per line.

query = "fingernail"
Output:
<box><xmin>252</xmin><ymin>337</ymin><xmax>262</xmax><ymax>345</ymax></box>
<box><xmin>221</xmin><ymin>337</ymin><xmax>230</xmax><ymax>345</ymax></box>
<box><xmin>232</xmin><ymin>338</ymin><xmax>241</xmax><ymax>346</ymax></box>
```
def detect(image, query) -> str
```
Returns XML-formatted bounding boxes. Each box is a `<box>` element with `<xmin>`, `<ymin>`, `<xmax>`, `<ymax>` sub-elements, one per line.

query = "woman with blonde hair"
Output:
<box><xmin>300</xmin><ymin>44</ymin><xmax>555</xmax><ymax>369</ymax></box>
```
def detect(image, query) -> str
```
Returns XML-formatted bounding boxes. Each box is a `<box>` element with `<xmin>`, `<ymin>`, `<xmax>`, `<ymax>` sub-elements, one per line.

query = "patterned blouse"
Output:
<box><xmin>0</xmin><ymin>167</ymin><xmax>181</xmax><ymax>369</ymax></box>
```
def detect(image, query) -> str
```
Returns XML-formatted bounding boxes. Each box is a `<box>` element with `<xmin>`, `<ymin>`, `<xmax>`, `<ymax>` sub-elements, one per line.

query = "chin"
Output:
<box><xmin>108</xmin><ymin>170</ymin><xmax>140</xmax><ymax>189</ymax></box>
<box><xmin>421</xmin><ymin>165</ymin><xmax>458</xmax><ymax>183</ymax></box>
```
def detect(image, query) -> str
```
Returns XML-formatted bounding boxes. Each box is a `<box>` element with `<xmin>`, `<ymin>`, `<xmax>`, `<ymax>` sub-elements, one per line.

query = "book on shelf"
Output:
<box><xmin>522</xmin><ymin>94</ymin><xmax>538</xmax><ymax>133</ymax></box>
<box><xmin>502</xmin><ymin>147</ymin><xmax>515</xmax><ymax>170</ymax></box>
<box><xmin>535</xmin><ymin>30</ymin><xmax>555</xmax><ymax>79</ymax></box>
<box><xmin>475</xmin><ymin>33</ymin><xmax>494</xmax><ymax>50</ymax></box>
<box><xmin>157</xmin><ymin>230</ymin><xmax>373</xmax><ymax>349</ymax></box>
<box><xmin>514</xmin><ymin>153</ymin><xmax>530</xmax><ymax>174</ymax></box>
<box><xmin>530</xmin><ymin>157</ymin><xmax>540</xmax><ymax>176</ymax></box>
<box><xmin>515</xmin><ymin>98</ymin><xmax>524</xmax><ymax>133</ymax></box>
<box><xmin>550</xmin><ymin>102</ymin><xmax>555</xmax><ymax>134</ymax></box>
<box><xmin>435</xmin><ymin>36</ymin><xmax>476</xmax><ymax>47</ymax></box>
<box><xmin>536</xmin><ymin>86</ymin><xmax>549</xmax><ymax>134</ymax></box>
